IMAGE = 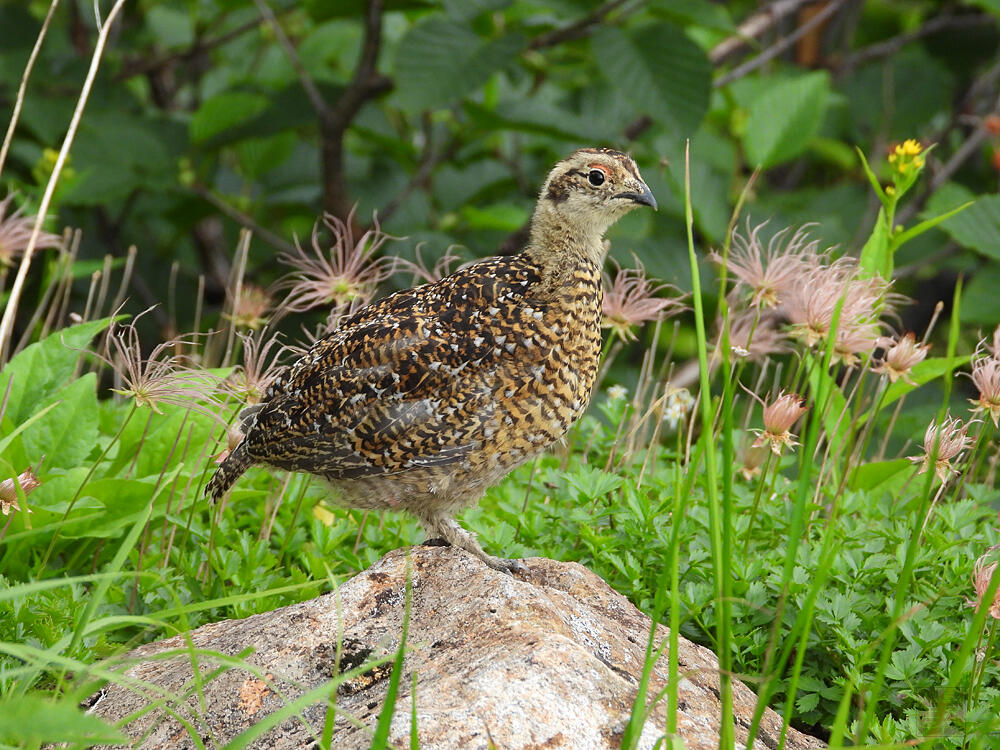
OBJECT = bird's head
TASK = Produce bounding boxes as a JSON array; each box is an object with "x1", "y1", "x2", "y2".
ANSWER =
[{"x1": 535, "y1": 148, "x2": 657, "y2": 242}]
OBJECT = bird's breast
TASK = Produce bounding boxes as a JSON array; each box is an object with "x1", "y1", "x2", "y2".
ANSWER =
[{"x1": 482, "y1": 270, "x2": 603, "y2": 468}]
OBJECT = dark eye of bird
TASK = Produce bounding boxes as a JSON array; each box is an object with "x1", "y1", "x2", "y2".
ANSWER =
[{"x1": 588, "y1": 169, "x2": 605, "y2": 186}]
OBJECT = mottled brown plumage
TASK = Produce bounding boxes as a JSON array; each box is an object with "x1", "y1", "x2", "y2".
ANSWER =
[{"x1": 207, "y1": 148, "x2": 656, "y2": 572}]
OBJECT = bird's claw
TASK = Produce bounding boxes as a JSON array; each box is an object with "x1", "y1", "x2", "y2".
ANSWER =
[{"x1": 486, "y1": 557, "x2": 529, "y2": 577}]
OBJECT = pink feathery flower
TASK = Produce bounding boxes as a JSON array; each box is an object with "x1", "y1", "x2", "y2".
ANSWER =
[
  {"x1": 724, "y1": 310, "x2": 788, "y2": 361},
  {"x1": 970, "y1": 349, "x2": 1000, "y2": 427},
  {"x1": 278, "y1": 207, "x2": 396, "y2": 313},
  {"x1": 93, "y1": 310, "x2": 221, "y2": 419},
  {"x1": 782, "y1": 257, "x2": 891, "y2": 349},
  {"x1": 394, "y1": 244, "x2": 465, "y2": 285},
  {"x1": 875, "y1": 332, "x2": 930, "y2": 384},
  {"x1": 739, "y1": 440, "x2": 771, "y2": 480},
  {"x1": 225, "y1": 330, "x2": 287, "y2": 405},
  {"x1": 712, "y1": 222, "x2": 821, "y2": 309},
  {"x1": 0, "y1": 193, "x2": 62, "y2": 266},
  {"x1": 602, "y1": 257, "x2": 685, "y2": 341},
  {"x1": 0, "y1": 465, "x2": 40, "y2": 515},
  {"x1": 989, "y1": 324, "x2": 1000, "y2": 359},
  {"x1": 224, "y1": 284, "x2": 274, "y2": 330},
  {"x1": 909, "y1": 415, "x2": 976, "y2": 481},
  {"x1": 970, "y1": 552, "x2": 1000, "y2": 620},
  {"x1": 831, "y1": 321, "x2": 882, "y2": 368},
  {"x1": 752, "y1": 391, "x2": 808, "y2": 455}
]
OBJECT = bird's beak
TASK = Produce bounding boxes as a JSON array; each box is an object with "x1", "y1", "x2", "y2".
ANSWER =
[{"x1": 615, "y1": 182, "x2": 658, "y2": 211}]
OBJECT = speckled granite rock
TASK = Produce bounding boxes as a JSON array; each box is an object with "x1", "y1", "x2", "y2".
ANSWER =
[{"x1": 87, "y1": 546, "x2": 824, "y2": 749}]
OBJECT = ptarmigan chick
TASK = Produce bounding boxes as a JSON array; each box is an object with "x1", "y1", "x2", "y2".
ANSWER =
[{"x1": 207, "y1": 148, "x2": 657, "y2": 573}]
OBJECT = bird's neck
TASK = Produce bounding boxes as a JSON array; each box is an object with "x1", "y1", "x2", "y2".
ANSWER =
[
  {"x1": 524, "y1": 203, "x2": 610, "y2": 270},
  {"x1": 521, "y1": 205, "x2": 607, "y2": 304}
]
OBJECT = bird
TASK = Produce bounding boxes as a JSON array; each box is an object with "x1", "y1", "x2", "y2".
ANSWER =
[{"x1": 207, "y1": 148, "x2": 657, "y2": 573}]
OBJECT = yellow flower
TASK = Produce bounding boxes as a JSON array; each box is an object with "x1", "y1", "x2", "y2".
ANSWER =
[{"x1": 888, "y1": 139, "x2": 928, "y2": 193}]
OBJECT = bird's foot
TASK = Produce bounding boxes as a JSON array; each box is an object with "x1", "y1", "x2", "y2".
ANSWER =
[
  {"x1": 417, "y1": 513, "x2": 527, "y2": 576},
  {"x1": 484, "y1": 555, "x2": 529, "y2": 577}
]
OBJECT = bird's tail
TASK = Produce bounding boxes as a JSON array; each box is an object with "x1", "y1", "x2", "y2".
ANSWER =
[{"x1": 206, "y1": 443, "x2": 254, "y2": 502}]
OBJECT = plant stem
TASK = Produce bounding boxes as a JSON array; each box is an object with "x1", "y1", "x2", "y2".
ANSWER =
[{"x1": 683, "y1": 141, "x2": 733, "y2": 748}]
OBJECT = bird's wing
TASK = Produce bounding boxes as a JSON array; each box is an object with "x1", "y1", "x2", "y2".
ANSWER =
[{"x1": 244, "y1": 257, "x2": 548, "y2": 479}]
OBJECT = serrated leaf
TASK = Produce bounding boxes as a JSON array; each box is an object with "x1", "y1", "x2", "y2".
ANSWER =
[
  {"x1": 394, "y1": 17, "x2": 524, "y2": 110},
  {"x1": 937, "y1": 194, "x2": 1000, "y2": 260},
  {"x1": 743, "y1": 72, "x2": 830, "y2": 167},
  {"x1": 593, "y1": 23, "x2": 710, "y2": 136},
  {"x1": 796, "y1": 691, "x2": 820, "y2": 713},
  {"x1": 472, "y1": 97, "x2": 615, "y2": 142},
  {"x1": 191, "y1": 92, "x2": 271, "y2": 144}
]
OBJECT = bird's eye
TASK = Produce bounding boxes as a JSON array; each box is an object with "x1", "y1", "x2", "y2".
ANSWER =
[{"x1": 588, "y1": 169, "x2": 605, "y2": 186}]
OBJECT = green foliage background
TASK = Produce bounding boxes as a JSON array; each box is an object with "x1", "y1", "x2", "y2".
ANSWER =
[{"x1": 3, "y1": 0, "x2": 1000, "y2": 332}]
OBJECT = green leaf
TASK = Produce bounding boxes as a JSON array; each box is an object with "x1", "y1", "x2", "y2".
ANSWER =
[
  {"x1": 19, "y1": 373, "x2": 98, "y2": 470},
  {"x1": 130, "y1": 406, "x2": 218, "y2": 479},
  {"x1": 467, "y1": 97, "x2": 611, "y2": 141},
  {"x1": 0, "y1": 403, "x2": 59, "y2": 459},
  {"x1": 190, "y1": 92, "x2": 271, "y2": 144},
  {"x1": 61, "y1": 473, "x2": 179, "y2": 539},
  {"x1": 877, "y1": 355, "x2": 972, "y2": 412},
  {"x1": 394, "y1": 17, "x2": 524, "y2": 110},
  {"x1": 65, "y1": 113, "x2": 178, "y2": 205},
  {"x1": 443, "y1": 0, "x2": 511, "y2": 21},
  {"x1": 961, "y1": 264, "x2": 1000, "y2": 326},
  {"x1": 304, "y1": 0, "x2": 431, "y2": 21},
  {"x1": 460, "y1": 203, "x2": 530, "y2": 231},
  {"x1": 855, "y1": 146, "x2": 886, "y2": 204},
  {"x1": 743, "y1": 72, "x2": 830, "y2": 167},
  {"x1": 0, "y1": 695, "x2": 128, "y2": 745},
  {"x1": 807, "y1": 359, "x2": 849, "y2": 448},
  {"x1": 593, "y1": 23, "x2": 711, "y2": 136},
  {"x1": 649, "y1": 0, "x2": 736, "y2": 33},
  {"x1": 890, "y1": 200, "x2": 972, "y2": 252},
  {"x1": 965, "y1": 0, "x2": 1000, "y2": 18},
  {"x1": 236, "y1": 132, "x2": 298, "y2": 178},
  {"x1": 858, "y1": 206, "x2": 890, "y2": 278},
  {"x1": 0, "y1": 317, "x2": 112, "y2": 424},
  {"x1": 145, "y1": 5, "x2": 194, "y2": 48},
  {"x1": 936, "y1": 194, "x2": 1000, "y2": 260},
  {"x1": 850, "y1": 459, "x2": 912, "y2": 492}
]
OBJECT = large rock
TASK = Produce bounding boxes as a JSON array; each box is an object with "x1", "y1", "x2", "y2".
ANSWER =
[{"x1": 88, "y1": 547, "x2": 823, "y2": 749}]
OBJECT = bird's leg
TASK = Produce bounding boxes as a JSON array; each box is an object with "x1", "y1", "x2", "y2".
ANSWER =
[{"x1": 416, "y1": 512, "x2": 527, "y2": 576}]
